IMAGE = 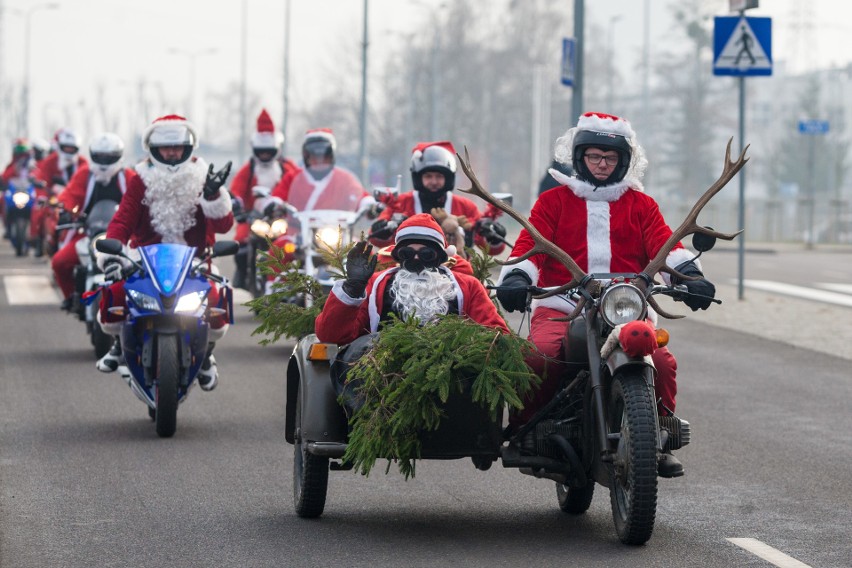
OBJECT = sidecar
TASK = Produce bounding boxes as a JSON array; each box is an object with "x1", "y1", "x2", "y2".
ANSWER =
[{"x1": 285, "y1": 334, "x2": 504, "y2": 518}]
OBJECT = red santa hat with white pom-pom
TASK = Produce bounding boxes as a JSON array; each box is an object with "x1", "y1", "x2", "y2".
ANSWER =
[
  {"x1": 391, "y1": 213, "x2": 457, "y2": 264},
  {"x1": 304, "y1": 127, "x2": 337, "y2": 150},
  {"x1": 251, "y1": 109, "x2": 284, "y2": 149}
]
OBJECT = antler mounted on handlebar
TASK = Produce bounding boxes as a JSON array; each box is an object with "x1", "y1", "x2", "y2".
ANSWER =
[{"x1": 457, "y1": 139, "x2": 749, "y2": 321}]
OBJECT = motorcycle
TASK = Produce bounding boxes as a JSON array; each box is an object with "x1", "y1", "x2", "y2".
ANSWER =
[
  {"x1": 60, "y1": 200, "x2": 120, "y2": 358},
  {"x1": 94, "y1": 237, "x2": 239, "y2": 437},
  {"x1": 3, "y1": 179, "x2": 39, "y2": 256},
  {"x1": 283, "y1": 142, "x2": 747, "y2": 545}
]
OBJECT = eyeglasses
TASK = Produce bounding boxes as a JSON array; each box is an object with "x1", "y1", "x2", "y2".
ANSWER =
[
  {"x1": 584, "y1": 153, "x2": 619, "y2": 166},
  {"x1": 396, "y1": 245, "x2": 439, "y2": 263}
]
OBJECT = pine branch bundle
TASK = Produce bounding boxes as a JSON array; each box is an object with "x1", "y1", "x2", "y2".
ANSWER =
[{"x1": 343, "y1": 315, "x2": 539, "y2": 479}]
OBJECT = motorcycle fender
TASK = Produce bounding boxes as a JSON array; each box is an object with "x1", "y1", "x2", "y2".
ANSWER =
[
  {"x1": 285, "y1": 334, "x2": 348, "y2": 446},
  {"x1": 605, "y1": 351, "x2": 656, "y2": 388}
]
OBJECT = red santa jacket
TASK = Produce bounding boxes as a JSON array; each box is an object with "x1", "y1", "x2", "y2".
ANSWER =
[
  {"x1": 106, "y1": 157, "x2": 233, "y2": 251},
  {"x1": 371, "y1": 191, "x2": 504, "y2": 255},
  {"x1": 498, "y1": 178, "x2": 695, "y2": 315},
  {"x1": 271, "y1": 166, "x2": 372, "y2": 212},
  {"x1": 33, "y1": 153, "x2": 88, "y2": 189},
  {"x1": 230, "y1": 157, "x2": 298, "y2": 211},
  {"x1": 315, "y1": 266, "x2": 508, "y2": 345},
  {"x1": 57, "y1": 166, "x2": 137, "y2": 213}
]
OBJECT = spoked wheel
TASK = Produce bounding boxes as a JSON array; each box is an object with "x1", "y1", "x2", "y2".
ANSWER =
[
  {"x1": 607, "y1": 374, "x2": 658, "y2": 545},
  {"x1": 293, "y1": 392, "x2": 329, "y2": 518},
  {"x1": 154, "y1": 335, "x2": 179, "y2": 438},
  {"x1": 557, "y1": 481, "x2": 595, "y2": 514}
]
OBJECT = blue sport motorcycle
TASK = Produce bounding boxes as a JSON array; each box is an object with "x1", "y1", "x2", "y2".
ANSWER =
[
  {"x1": 3, "y1": 179, "x2": 38, "y2": 256},
  {"x1": 95, "y1": 237, "x2": 239, "y2": 437}
]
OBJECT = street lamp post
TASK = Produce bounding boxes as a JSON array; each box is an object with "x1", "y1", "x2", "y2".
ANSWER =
[
  {"x1": 168, "y1": 47, "x2": 218, "y2": 123},
  {"x1": 358, "y1": 0, "x2": 369, "y2": 185},
  {"x1": 607, "y1": 15, "x2": 621, "y2": 112},
  {"x1": 15, "y1": 2, "x2": 59, "y2": 135}
]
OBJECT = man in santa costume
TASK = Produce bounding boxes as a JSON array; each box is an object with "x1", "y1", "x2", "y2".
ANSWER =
[
  {"x1": 368, "y1": 141, "x2": 508, "y2": 257},
  {"x1": 31, "y1": 128, "x2": 88, "y2": 256},
  {"x1": 270, "y1": 128, "x2": 374, "y2": 213},
  {"x1": 95, "y1": 115, "x2": 234, "y2": 392},
  {"x1": 52, "y1": 133, "x2": 137, "y2": 311},
  {"x1": 316, "y1": 213, "x2": 507, "y2": 346},
  {"x1": 229, "y1": 109, "x2": 298, "y2": 289},
  {"x1": 496, "y1": 112, "x2": 716, "y2": 478}
]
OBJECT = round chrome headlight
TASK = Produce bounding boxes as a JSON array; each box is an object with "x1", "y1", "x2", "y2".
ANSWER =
[
  {"x1": 251, "y1": 219, "x2": 271, "y2": 237},
  {"x1": 600, "y1": 283, "x2": 646, "y2": 327},
  {"x1": 268, "y1": 219, "x2": 288, "y2": 238},
  {"x1": 316, "y1": 226, "x2": 341, "y2": 247}
]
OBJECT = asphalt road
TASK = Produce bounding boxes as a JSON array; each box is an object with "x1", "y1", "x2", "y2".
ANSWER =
[{"x1": 1, "y1": 242, "x2": 850, "y2": 567}]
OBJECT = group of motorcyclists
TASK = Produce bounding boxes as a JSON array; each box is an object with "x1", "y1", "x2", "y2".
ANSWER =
[{"x1": 1, "y1": 108, "x2": 719, "y2": 481}]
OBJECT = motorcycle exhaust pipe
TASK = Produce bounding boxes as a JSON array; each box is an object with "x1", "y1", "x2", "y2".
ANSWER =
[{"x1": 519, "y1": 467, "x2": 567, "y2": 484}]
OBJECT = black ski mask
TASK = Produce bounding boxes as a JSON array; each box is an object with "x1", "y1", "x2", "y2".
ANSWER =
[{"x1": 392, "y1": 239, "x2": 447, "y2": 273}]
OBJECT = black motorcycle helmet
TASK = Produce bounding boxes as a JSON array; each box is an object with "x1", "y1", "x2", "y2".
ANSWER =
[
  {"x1": 571, "y1": 129, "x2": 632, "y2": 187},
  {"x1": 410, "y1": 141, "x2": 456, "y2": 194}
]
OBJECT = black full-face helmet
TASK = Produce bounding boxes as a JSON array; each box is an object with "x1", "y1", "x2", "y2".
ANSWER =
[{"x1": 571, "y1": 129, "x2": 632, "y2": 187}]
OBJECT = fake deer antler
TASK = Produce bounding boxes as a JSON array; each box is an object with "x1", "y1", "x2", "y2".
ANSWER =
[
  {"x1": 638, "y1": 138, "x2": 748, "y2": 319},
  {"x1": 456, "y1": 147, "x2": 596, "y2": 319}
]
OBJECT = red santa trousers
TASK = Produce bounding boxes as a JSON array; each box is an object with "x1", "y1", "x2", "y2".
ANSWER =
[{"x1": 51, "y1": 232, "x2": 84, "y2": 298}]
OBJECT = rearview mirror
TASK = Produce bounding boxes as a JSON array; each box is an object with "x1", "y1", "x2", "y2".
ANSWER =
[
  {"x1": 211, "y1": 240, "x2": 240, "y2": 258},
  {"x1": 692, "y1": 228, "x2": 717, "y2": 253},
  {"x1": 95, "y1": 237, "x2": 123, "y2": 255}
]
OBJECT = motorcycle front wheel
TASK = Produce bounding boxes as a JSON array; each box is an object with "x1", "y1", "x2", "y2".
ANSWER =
[
  {"x1": 12, "y1": 217, "x2": 28, "y2": 256},
  {"x1": 607, "y1": 374, "x2": 658, "y2": 545},
  {"x1": 154, "y1": 334, "x2": 180, "y2": 438},
  {"x1": 293, "y1": 391, "x2": 329, "y2": 518}
]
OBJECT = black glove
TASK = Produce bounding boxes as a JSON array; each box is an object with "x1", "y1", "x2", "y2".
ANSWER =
[
  {"x1": 496, "y1": 270, "x2": 532, "y2": 313},
  {"x1": 476, "y1": 218, "x2": 507, "y2": 245},
  {"x1": 103, "y1": 259, "x2": 124, "y2": 282},
  {"x1": 672, "y1": 262, "x2": 716, "y2": 311},
  {"x1": 342, "y1": 241, "x2": 377, "y2": 298},
  {"x1": 203, "y1": 161, "x2": 232, "y2": 200},
  {"x1": 263, "y1": 201, "x2": 283, "y2": 218},
  {"x1": 57, "y1": 210, "x2": 72, "y2": 225}
]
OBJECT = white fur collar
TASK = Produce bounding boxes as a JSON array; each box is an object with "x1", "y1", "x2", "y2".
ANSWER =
[
  {"x1": 136, "y1": 158, "x2": 208, "y2": 244},
  {"x1": 549, "y1": 168, "x2": 643, "y2": 203}
]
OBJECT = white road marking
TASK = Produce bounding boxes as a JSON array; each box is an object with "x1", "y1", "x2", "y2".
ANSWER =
[
  {"x1": 817, "y1": 282, "x2": 852, "y2": 295},
  {"x1": 726, "y1": 538, "x2": 812, "y2": 568},
  {"x1": 4, "y1": 275, "x2": 60, "y2": 305},
  {"x1": 743, "y1": 279, "x2": 852, "y2": 307}
]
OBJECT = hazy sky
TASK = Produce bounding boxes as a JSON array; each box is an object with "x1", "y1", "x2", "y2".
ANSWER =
[{"x1": 0, "y1": 0, "x2": 849, "y2": 154}]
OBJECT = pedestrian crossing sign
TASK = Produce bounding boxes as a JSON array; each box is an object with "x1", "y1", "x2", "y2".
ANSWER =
[{"x1": 714, "y1": 16, "x2": 772, "y2": 76}]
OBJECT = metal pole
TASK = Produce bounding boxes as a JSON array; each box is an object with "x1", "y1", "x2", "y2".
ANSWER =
[
  {"x1": 737, "y1": 75, "x2": 746, "y2": 299},
  {"x1": 358, "y1": 0, "x2": 369, "y2": 184},
  {"x1": 23, "y1": 10, "x2": 32, "y2": 134},
  {"x1": 282, "y1": 0, "x2": 291, "y2": 158},
  {"x1": 806, "y1": 135, "x2": 815, "y2": 249},
  {"x1": 571, "y1": 0, "x2": 584, "y2": 126},
  {"x1": 530, "y1": 65, "x2": 542, "y2": 210},
  {"x1": 238, "y1": 0, "x2": 248, "y2": 163},
  {"x1": 0, "y1": 0, "x2": 6, "y2": 150}
]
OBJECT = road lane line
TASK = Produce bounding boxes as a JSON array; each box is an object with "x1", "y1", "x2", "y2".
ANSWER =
[
  {"x1": 817, "y1": 282, "x2": 852, "y2": 295},
  {"x1": 726, "y1": 538, "x2": 812, "y2": 568},
  {"x1": 4, "y1": 275, "x2": 60, "y2": 305},
  {"x1": 743, "y1": 279, "x2": 852, "y2": 307}
]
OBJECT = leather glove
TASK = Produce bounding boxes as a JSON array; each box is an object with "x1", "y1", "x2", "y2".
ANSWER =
[
  {"x1": 496, "y1": 270, "x2": 532, "y2": 312},
  {"x1": 342, "y1": 241, "x2": 377, "y2": 298},
  {"x1": 476, "y1": 218, "x2": 507, "y2": 245},
  {"x1": 369, "y1": 214, "x2": 406, "y2": 241},
  {"x1": 672, "y1": 262, "x2": 715, "y2": 311},
  {"x1": 103, "y1": 259, "x2": 124, "y2": 282},
  {"x1": 203, "y1": 161, "x2": 232, "y2": 200}
]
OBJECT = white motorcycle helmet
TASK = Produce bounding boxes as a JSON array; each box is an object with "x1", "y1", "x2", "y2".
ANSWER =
[
  {"x1": 89, "y1": 133, "x2": 125, "y2": 183},
  {"x1": 142, "y1": 114, "x2": 198, "y2": 173},
  {"x1": 54, "y1": 128, "x2": 80, "y2": 165}
]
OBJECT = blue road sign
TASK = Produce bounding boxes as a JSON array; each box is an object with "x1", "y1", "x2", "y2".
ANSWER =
[
  {"x1": 561, "y1": 37, "x2": 575, "y2": 87},
  {"x1": 714, "y1": 16, "x2": 772, "y2": 76},
  {"x1": 798, "y1": 120, "x2": 830, "y2": 135}
]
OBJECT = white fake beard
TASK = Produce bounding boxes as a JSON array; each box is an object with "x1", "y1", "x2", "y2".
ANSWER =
[
  {"x1": 255, "y1": 160, "x2": 282, "y2": 189},
  {"x1": 92, "y1": 162, "x2": 121, "y2": 184},
  {"x1": 139, "y1": 159, "x2": 207, "y2": 244},
  {"x1": 390, "y1": 268, "x2": 456, "y2": 324},
  {"x1": 58, "y1": 151, "x2": 76, "y2": 170}
]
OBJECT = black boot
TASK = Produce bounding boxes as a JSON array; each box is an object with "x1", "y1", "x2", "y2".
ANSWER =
[
  {"x1": 60, "y1": 297, "x2": 73, "y2": 312},
  {"x1": 658, "y1": 452, "x2": 685, "y2": 478},
  {"x1": 232, "y1": 250, "x2": 248, "y2": 290},
  {"x1": 97, "y1": 337, "x2": 123, "y2": 373},
  {"x1": 197, "y1": 343, "x2": 218, "y2": 391}
]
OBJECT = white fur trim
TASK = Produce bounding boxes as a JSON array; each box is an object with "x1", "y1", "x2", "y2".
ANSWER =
[
  {"x1": 661, "y1": 247, "x2": 701, "y2": 285},
  {"x1": 498, "y1": 258, "x2": 539, "y2": 286},
  {"x1": 97, "y1": 313, "x2": 123, "y2": 336},
  {"x1": 576, "y1": 113, "x2": 636, "y2": 139},
  {"x1": 566, "y1": 177, "x2": 632, "y2": 202},
  {"x1": 208, "y1": 323, "x2": 229, "y2": 342},
  {"x1": 368, "y1": 269, "x2": 395, "y2": 332},
  {"x1": 330, "y1": 279, "x2": 366, "y2": 306},
  {"x1": 251, "y1": 131, "x2": 283, "y2": 148},
  {"x1": 136, "y1": 158, "x2": 208, "y2": 244},
  {"x1": 586, "y1": 201, "x2": 611, "y2": 272},
  {"x1": 395, "y1": 224, "x2": 445, "y2": 247},
  {"x1": 200, "y1": 187, "x2": 233, "y2": 219},
  {"x1": 439, "y1": 266, "x2": 464, "y2": 314}
]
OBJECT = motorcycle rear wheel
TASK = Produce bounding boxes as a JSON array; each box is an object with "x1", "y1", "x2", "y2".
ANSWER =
[
  {"x1": 293, "y1": 392, "x2": 329, "y2": 518},
  {"x1": 608, "y1": 374, "x2": 658, "y2": 545},
  {"x1": 154, "y1": 334, "x2": 179, "y2": 438},
  {"x1": 556, "y1": 481, "x2": 595, "y2": 514}
]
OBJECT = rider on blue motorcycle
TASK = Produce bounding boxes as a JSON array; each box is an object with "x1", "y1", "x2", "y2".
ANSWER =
[{"x1": 95, "y1": 114, "x2": 234, "y2": 391}]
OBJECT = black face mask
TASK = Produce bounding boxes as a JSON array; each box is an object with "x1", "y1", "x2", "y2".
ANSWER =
[{"x1": 396, "y1": 245, "x2": 440, "y2": 273}]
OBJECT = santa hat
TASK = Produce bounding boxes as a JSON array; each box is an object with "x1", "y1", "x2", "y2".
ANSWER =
[
  {"x1": 251, "y1": 109, "x2": 284, "y2": 149},
  {"x1": 410, "y1": 141, "x2": 457, "y2": 174},
  {"x1": 142, "y1": 114, "x2": 199, "y2": 152},
  {"x1": 575, "y1": 112, "x2": 636, "y2": 139},
  {"x1": 392, "y1": 213, "x2": 454, "y2": 263},
  {"x1": 304, "y1": 128, "x2": 336, "y2": 150}
]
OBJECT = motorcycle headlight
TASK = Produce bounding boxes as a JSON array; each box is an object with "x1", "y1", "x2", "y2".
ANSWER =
[
  {"x1": 599, "y1": 283, "x2": 646, "y2": 327},
  {"x1": 175, "y1": 290, "x2": 208, "y2": 313},
  {"x1": 251, "y1": 219, "x2": 271, "y2": 237},
  {"x1": 268, "y1": 219, "x2": 288, "y2": 238},
  {"x1": 127, "y1": 289, "x2": 161, "y2": 312},
  {"x1": 316, "y1": 226, "x2": 342, "y2": 247},
  {"x1": 12, "y1": 192, "x2": 30, "y2": 208}
]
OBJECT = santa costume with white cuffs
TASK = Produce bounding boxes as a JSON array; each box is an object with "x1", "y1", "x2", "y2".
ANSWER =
[{"x1": 315, "y1": 213, "x2": 508, "y2": 346}]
